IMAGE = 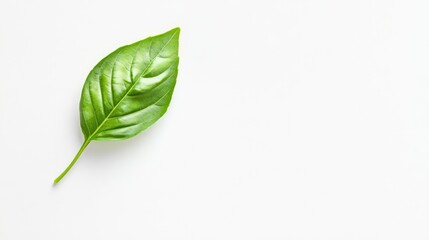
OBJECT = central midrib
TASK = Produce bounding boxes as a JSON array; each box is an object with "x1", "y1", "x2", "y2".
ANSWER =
[{"x1": 86, "y1": 30, "x2": 179, "y2": 141}]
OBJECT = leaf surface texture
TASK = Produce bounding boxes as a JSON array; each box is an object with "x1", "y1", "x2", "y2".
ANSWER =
[{"x1": 80, "y1": 28, "x2": 180, "y2": 140}]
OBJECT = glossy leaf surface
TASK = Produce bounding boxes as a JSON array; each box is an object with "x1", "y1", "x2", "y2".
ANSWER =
[
  {"x1": 81, "y1": 27, "x2": 179, "y2": 140},
  {"x1": 54, "y1": 28, "x2": 180, "y2": 184}
]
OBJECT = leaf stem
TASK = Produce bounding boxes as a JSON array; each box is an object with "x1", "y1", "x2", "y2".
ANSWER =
[{"x1": 54, "y1": 139, "x2": 91, "y2": 184}]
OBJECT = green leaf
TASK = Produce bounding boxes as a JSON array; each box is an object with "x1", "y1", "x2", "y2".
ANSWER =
[{"x1": 54, "y1": 27, "x2": 180, "y2": 184}]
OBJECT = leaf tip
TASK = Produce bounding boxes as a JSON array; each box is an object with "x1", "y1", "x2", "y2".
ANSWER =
[{"x1": 169, "y1": 27, "x2": 181, "y2": 36}]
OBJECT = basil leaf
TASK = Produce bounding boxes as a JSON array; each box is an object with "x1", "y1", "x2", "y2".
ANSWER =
[{"x1": 54, "y1": 28, "x2": 180, "y2": 184}]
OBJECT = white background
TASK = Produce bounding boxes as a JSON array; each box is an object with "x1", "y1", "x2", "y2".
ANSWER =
[{"x1": 1, "y1": 0, "x2": 429, "y2": 239}]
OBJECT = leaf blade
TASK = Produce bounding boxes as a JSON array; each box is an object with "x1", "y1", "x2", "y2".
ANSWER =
[{"x1": 80, "y1": 27, "x2": 180, "y2": 141}]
